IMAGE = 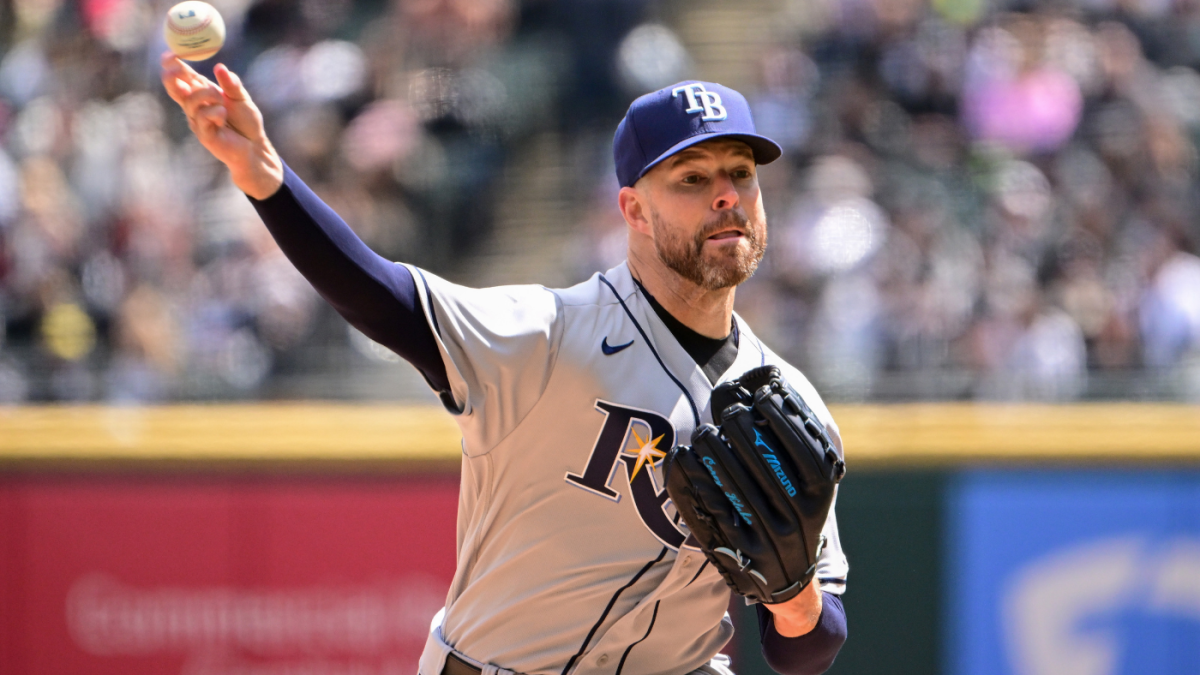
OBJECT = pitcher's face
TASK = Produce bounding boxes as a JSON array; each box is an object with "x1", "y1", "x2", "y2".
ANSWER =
[{"x1": 639, "y1": 139, "x2": 766, "y2": 290}]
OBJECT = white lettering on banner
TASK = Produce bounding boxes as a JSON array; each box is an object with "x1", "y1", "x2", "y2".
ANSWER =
[
  {"x1": 670, "y1": 84, "x2": 727, "y2": 121},
  {"x1": 66, "y1": 573, "x2": 446, "y2": 657},
  {"x1": 1004, "y1": 536, "x2": 1200, "y2": 675}
]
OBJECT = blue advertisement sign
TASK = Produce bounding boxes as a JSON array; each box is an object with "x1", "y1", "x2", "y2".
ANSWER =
[{"x1": 947, "y1": 471, "x2": 1200, "y2": 675}]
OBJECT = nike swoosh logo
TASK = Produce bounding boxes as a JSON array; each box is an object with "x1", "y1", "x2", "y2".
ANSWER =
[{"x1": 601, "y1": 337, "x2": 634, "y2": 355}]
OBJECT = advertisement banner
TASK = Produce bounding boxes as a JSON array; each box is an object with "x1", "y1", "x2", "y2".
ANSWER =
[
  {"x1": 0, "y1": 476, "x2": 459, "y2": 675},
  {"x1": 948, "y1": 470, "x2": 1200, "y2": 675}
]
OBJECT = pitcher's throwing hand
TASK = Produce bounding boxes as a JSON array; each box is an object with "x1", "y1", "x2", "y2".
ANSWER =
[{"x1": 160, "y1": 53, "x2": 282, "y2": 200}]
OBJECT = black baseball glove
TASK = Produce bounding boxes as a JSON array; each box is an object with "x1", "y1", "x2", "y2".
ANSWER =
[{"x1": 665, "y1": 366, "x2": 846, "y2": 604}]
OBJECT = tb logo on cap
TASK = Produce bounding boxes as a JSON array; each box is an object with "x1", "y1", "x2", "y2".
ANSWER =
[{"x1": 672, "y1": 83, "x2": 728, "y2": 122}]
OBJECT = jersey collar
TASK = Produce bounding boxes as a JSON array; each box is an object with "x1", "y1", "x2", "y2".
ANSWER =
[{"x1": 604, "y1": 262, "x2": 768, "y2": 415}]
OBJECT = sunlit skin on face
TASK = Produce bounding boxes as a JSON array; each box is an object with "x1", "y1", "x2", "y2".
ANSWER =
[{"x1": 618, "y1": 138, "x2": 768, "y2": 339}]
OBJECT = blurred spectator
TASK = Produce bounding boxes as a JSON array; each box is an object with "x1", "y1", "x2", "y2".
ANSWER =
[
  {"x1": 4, "y1": 0, "x2": 1200, "y2": 402},
  {"x1": 1140, "y1": 235, "x2": 1200, "y2": 369},
  {"x1": 720, "y1": 0, "x2": 1200, "y2": 401},
  {"x1": 0, "y1": 0, "x2": 562, "y2": 401}
]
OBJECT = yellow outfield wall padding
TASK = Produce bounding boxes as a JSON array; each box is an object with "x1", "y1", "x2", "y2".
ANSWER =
[
  {"x1": 0, "y1": 404, "x2": 463, "y2": 462},
  {"x1": 831, "y1": 403, "x2": 1200, "y2": 464},
  {"x1": 0, "y1": 403, "x2": 1198, "y2": 466}
]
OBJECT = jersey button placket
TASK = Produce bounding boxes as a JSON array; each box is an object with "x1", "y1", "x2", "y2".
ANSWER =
[{"x1": 596, "y1": 653, "x2": 609, "y2": 666}]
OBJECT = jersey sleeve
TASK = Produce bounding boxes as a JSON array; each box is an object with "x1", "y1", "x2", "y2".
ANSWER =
[
  {"x1": 815, "y1": 487, "x2": 848, "y2": 595},
  {"x1": 777, "y1": 363, "x2": 850, "y2": 595},
  {"x1": 247, "y1": 163, "x2": 449, "y2": 391},
  {"x1": 405, "y1": 265, "x2": 564, "y2": 454}
]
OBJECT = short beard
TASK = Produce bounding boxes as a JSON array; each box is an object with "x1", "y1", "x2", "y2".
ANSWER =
[{"x1": 650, "y1": 208, "x2": 766, "y2": 290}]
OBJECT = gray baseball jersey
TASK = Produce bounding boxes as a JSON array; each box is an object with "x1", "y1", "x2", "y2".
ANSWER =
[{"x1": 409, "y1": 261, "x2": 848, "y2": 675}]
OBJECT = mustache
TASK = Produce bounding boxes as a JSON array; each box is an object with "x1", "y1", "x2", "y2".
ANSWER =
[{"x1": 696, "y1": 211, "x2": 753, "y2": 241}]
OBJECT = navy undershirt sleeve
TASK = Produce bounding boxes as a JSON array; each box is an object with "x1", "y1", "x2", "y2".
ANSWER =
[
  {"x1": 755, "y1": 593, "x2": 847, "y2": 675},
  {"x1": 246, "y1": 165, "x2": 450, "y2": 393}
]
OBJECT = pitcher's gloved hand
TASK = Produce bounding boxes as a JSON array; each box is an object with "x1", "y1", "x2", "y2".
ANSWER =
[{"x1": 666, "y1": 366, "x2": 846, "y2": 604}]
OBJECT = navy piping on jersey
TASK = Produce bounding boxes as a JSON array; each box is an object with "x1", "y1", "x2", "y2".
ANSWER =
[
  {"x1": 561, "y1": 546, "x2": 669, "y2": 675},
  {"x1": 633, "y1": 278, "x2": 738, "y2": 385},
  {"x1": 736, "y1": 316, "x2": 767, "y2": 367},
  {"x1": 412, "y1": 268, "x2": 462, "y2": 412},
  {"x1": 597, "y1": 275, "x2": 701, "y2": 427},
  {"x1": 685, "y1": 559, "x2": 710, "y2": 587},
  {"x1": 614, "y1": 600, "x2": 661, "y2": 675},
  {"x1": 416, "y1": 268, "x2": 442, "y2": 336}
]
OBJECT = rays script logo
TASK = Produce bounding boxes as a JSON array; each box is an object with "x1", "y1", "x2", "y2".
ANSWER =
[{"x1": 565, "y1": 401, "x2": 687, "y2": 549}]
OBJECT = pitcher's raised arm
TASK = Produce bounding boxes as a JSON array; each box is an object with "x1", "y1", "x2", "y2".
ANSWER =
[{"x1": 159, "y1": 52, "x2": 448, "y2": 391}]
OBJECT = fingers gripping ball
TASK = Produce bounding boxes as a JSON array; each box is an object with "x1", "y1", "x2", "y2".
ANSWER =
[
  {"x1": 665, "y1": 366, "x2": 846, "y2": 604},
  {"x1": 164, "y1": 1, "x2": 226, "y2": 62}
]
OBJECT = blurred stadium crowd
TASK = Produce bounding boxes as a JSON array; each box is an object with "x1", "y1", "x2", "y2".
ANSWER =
[{"x1": 2, "y1": 0, "x2": 1200, "y2": 402}]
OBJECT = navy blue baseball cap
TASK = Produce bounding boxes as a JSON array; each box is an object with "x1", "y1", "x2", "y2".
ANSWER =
[{"x1": 613, "y1": 81, "x2": 782, "y2": 188}]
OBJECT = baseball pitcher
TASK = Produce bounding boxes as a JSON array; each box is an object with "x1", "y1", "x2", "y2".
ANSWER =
[{"x1": 162, "y1": 52, "x2": 849, "y2": 675}]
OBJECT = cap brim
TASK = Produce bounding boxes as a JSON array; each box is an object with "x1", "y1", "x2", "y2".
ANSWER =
[{"x1": 635, "y1": 132, "x2": 783, "y2": 185}]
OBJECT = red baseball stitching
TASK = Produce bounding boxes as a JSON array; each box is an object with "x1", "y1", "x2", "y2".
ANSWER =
[{"x1": 167, "y1": 13, "x2": 214, "y2": 37}]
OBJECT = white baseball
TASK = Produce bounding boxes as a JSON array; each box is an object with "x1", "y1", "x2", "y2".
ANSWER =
[{"x1": 163, "y1": 1, "x2": 226, "y2": 62}]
